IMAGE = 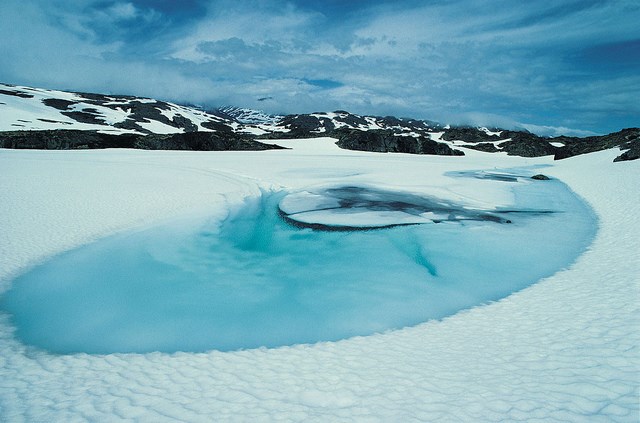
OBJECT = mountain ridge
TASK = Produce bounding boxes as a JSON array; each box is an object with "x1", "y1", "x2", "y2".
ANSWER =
[{"x1": 1, "y1": 83, "x2": 637, "y2": 161}]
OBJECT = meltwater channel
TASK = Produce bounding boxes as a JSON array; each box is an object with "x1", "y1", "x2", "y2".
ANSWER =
[{"x1": 0, "y1": 171, "x2": 596, "y2": 354}]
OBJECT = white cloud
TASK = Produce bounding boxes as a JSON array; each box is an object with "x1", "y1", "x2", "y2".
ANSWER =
[
  {"x1": 520, "y1": 123, "x2": 598, "y2": 138},
  {"x1": 169, "y1": 2, "x2": 321, "y2": 62},
  {"x1": 108, "y1": 2, "x2": 138, "y2": 20}
]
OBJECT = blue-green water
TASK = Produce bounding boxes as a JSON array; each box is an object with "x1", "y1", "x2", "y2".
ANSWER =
[{"x1": 0, "y1": 173, "x2": 596, "y2": 354}]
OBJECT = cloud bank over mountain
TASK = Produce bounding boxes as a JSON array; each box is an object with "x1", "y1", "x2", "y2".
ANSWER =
[{"x1": 1, "y1": 0, "x2": 638, "y2": 135}]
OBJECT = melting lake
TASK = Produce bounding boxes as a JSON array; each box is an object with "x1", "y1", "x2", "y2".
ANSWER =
[{"x1": 0, "y1": 170, "x2": 596, "y2": 354}]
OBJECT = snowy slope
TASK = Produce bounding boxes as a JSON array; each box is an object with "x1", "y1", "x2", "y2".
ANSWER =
[
  {"x1": 0, "y1": 141, "x2": 637, "y2": 421},
  {"x1": 0, "y1": 84, "x2": 439, "y2": 138},
  {"x1": 0, "y1": 83, "x2": 239, "y2": 135},
  {"x1": 0, "y1": 83, "x2": 447, "y2": 141},
  {"x1": 215, "y1": 106, "x2": 282, "y2": 125}
]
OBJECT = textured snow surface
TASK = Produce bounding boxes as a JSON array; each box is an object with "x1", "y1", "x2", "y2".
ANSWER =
[{"x1": 0, "y1": 141, "x2": 638, "y2": 421}]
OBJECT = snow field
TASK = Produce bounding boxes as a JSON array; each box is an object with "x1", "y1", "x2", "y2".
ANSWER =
[{"x1": 0, "y1": 141, "x2": 638, "y2": 421}]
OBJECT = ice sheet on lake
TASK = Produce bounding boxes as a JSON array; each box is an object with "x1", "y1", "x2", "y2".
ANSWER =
[
  {"x1": 279, "y1": 185, "x2": 523, "y2": 229},
  {"x1": 1, "y1": 172, "x2": 595, "y2": 354}
]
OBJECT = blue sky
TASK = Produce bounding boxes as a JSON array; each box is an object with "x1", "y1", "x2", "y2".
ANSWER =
[{"x1": 1, "y1": 0, "x2": 638, "y2": 135}]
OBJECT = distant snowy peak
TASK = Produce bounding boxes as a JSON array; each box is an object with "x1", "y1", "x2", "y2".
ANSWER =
[
  {"x1": 260, "y1": 110, "x2": 444, "y2": 138},
  {"x1": 0, "y1": 83, "x2": 237, "y2": 135},
  {"x1": 208, "y1": 108, "x2": 444, "y2": 138},
  {"x1": 215, "y1": 106, "x2": 281, "y2": 125}
]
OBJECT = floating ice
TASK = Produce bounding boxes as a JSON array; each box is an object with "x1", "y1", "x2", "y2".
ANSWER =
[
  {"x1": 279, "y1": 186, "x2": 517, "y2": 229},
  {"x1": 0, "y1": 171, "x2": 596, "y2": 354}
]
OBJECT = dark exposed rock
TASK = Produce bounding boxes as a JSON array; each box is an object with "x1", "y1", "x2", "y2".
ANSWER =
[
  {"x1": 443, "y1": 125, "x2": 639, "y2": 162},
  {"x1": 257, "y1": 115, "x2": 334, "y2": 139},
  {"x1": 0, "y1": 130, "x2": 286, "y2": 151},
  {"x1": 441, "y1": 127, "x2": 502, "y2": 143},
  {"x1": 136, "y1": 131, "x2": 285, "y2": 151},
  {"x1": 443, "y1": 125, "x2": 560, "y2": 157},
  {"x1": 498, "y1": 132, "x2": 558, "y2": 157},
  {"x1": 258, "y1": 131, "x2": 294, "y2": 139},
  {"x1": 449, "y1": 129, "x2": 557, "y2": 157},
  {"x1": 336, "y1": 129, "x2": 464, "y2": 156},
  {"x1": 531, "y1": 174, "x2": 550, "y2": 180},
  {"x1": 332, "y1": 112, "x2": 369, "y2": 128},
  {"x1": 201, "y1": 121, "x2": 236, "y2": 132},
  {"x1": 42, "y1": 98, "x2": 77, "y2": 110},
  {"x1": 121, "y1": 101, "x2": 174, "y2": 129},
  {"x1": 61, "y1": 111, "x2": 106, "y2": 125},
  {"x1": 38, "y1": 118, "x2": 73, "y2": 125},
  {"x1": 614, "y1": 139, "x2": 640, "y2": 162},
  {"x1": 554, "y1": 128, "x2": 639, "y2": 161},
  {"x1": 460, "y1": 142, "x2": 501, "y2": 152},
  {"x1": 0, "y1": 89, "x2": 33, "y2": 98},
  {"x1": 72, "y1": 91, "x2": 137, "y2": 102},
  {"x1": 280, "y1": 114, "x2": 334, "y2": 138},
  {"x1": 113, "y1": 119, "x2": 145, "y2": 133},
  {"x1": 171, "y1": 115, "x2": 198, "y2": 132},
  {"x1": 0, "y1": 130, "x2": 137, "y2": 149},
  {"x1": 335, "y1": 129, "x2": 393, "y2": 152}
]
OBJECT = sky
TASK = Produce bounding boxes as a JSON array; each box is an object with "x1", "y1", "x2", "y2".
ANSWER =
[{"x1": 1, "y1": 0, "x2": 638, "y2": 135}]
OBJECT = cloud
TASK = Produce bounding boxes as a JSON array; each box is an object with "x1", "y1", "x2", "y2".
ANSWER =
[
  {"x1": 0, "y1": 0, "x2": 638, "y2": 135},
  {"x1": 169, "y1": 1, "x2": 322, "y2": 62},
  {"x1": 519, "y1": 124, "x2": 598, "y2": 138},
  {"x1": 107, "y1": 2, "x2": 139, "y2": 20}
]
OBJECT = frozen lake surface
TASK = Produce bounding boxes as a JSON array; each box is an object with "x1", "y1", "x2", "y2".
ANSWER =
[
  {"x1": 0, "y1": 169, "x2": 596, "y2": 354},
  {"x1": 0, "y1": 146, "x2": 636, "y2": 422}
]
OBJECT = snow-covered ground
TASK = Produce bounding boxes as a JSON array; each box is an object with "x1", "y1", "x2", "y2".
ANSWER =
[
  {"x1": 0, "y1": 139, "x2": 638, "y2": 421},
  {"x1": 0, "y1": 83, "x2": 237, "y2": 135}
]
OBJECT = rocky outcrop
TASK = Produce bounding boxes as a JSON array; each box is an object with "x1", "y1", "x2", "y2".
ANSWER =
[
  {"x1": 0, "y1": 87, "x2": 33, "y2": 98},
  {"x1": 443, "y1": 125, "x2": 639, "y2": 162},
  {"x1": 459, "y1": 142, "x2": 500, "y2": 152},
  {"x1": 61, "y1": 110, "x2": 107, "y2": 125},
  {"x1": 497, "y1": 132, "x2": 558, "y2": 157},
  {"x1": 279, "y1": 114, "x2": 335, "y2": 138},
  {"x1": 0, "y1": 130, "x2": 285, "y2": 151},
  {"x1": 336, "y1": 129, "x2": 464, "y2": 156},
  {"x1": 531, "y1": 174, "x2": 550, "y2": 180},
  {"x1": 136, "y1": 131, "x2": 285, "y2": 151},
  {"x1": 441, "y1": 127, "x2": 501, "y2": 143},
  {"x1": 442, "y1": 127, "x2": 557, "y2": 157},
  {"x1": 0, "y1": 130, "x2": 136, "y2": 149},
  {"x1": 42, "y1": 98, "x2": 76, "y2": 110},
  {"x1": 554, "y1": 128, "x2": 639, "y2": 161},
  {"x1": 613, "y1": 141, "x2": 639, "y2": 162}
]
